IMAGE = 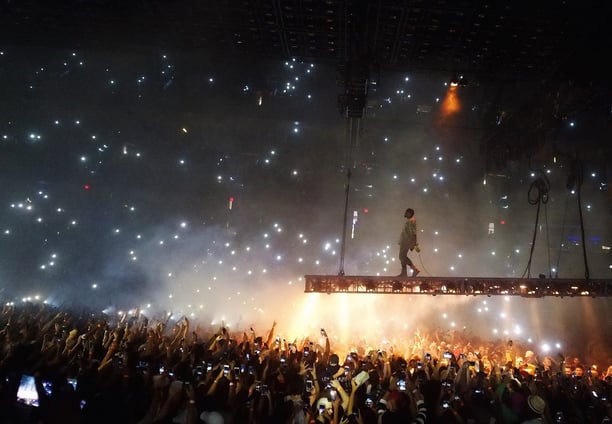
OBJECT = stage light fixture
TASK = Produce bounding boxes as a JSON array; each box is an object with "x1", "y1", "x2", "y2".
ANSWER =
[{"x1": 449, "y1": 74, "x2": 467, "y2": 87}]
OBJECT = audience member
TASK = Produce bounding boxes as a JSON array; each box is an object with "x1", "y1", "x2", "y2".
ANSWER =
[{"x1": 0, "y1": 303, "x2": 609, "y2": 424}]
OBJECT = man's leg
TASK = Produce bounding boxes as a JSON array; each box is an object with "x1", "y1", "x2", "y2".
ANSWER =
[
  {"x1": 398, "y1": 246, "x2": 408, "y2": 276},
  {"x1": 398, "y1": 265, "x2": 407, "y2": 277},
  {"x1": 405, "y1": 256, "x2": 420, "y2": 277},
  {"x1": 398, "y1": 246, "x2": 410, "y2": 277}
]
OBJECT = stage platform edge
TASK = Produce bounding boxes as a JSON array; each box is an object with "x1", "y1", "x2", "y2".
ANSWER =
[{"x1": 304, "y1": 275, "x2": 612, "y2": 297}]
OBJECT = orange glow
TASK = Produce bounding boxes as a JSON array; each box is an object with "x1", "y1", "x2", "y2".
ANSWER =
[{"x1": 440, "y1": 86, "x2": 461, "y2": 118}]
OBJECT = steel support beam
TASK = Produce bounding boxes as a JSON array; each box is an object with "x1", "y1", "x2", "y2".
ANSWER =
[{"x1": 304, "y1": 275, "x2": 612, "y2": 297}]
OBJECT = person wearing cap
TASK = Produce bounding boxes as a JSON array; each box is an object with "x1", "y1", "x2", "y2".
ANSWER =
[
  {"x1": 520, "y1": 394, "x2": 548, "y2": 423},
  {"x1": 397, "y1": 208, "x2": 420, "y2": 278}
]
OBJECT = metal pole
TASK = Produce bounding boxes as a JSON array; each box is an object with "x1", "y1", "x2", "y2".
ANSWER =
[{"x1": 339, "y1": 117, "x2": 359, "y2": 276}]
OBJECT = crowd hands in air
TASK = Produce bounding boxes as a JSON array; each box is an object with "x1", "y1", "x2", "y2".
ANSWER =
[{"x1": 0, "y1": 303, "x2": 611, "y2": 424}]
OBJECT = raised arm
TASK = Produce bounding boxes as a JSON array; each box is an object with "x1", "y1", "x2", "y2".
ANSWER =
[{"x1": 264, "y1": 321, "x2": 277, "y2": 348}]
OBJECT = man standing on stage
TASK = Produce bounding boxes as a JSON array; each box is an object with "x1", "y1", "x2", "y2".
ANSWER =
[{"x1": 398, "y1": 208, "x2": 420, "y2": 277}]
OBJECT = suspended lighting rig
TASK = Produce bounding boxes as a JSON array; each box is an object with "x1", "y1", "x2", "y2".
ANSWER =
[{"x1": 304, "y1": 275, "x2": 612, "y2": 297}]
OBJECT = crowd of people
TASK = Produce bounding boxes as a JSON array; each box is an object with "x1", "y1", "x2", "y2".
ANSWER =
[{"x1": 0, "y1": 302, "x2": 610, "y2": 424}]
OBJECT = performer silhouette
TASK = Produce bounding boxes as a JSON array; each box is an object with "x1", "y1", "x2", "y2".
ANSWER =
[{"x1": 398, "y1": 208, "x2": 420, "y2": 277}]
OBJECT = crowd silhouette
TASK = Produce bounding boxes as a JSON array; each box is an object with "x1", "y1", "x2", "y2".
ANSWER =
[{"x1": 0, "y1": 303, "x2": 610, "y2": 423}]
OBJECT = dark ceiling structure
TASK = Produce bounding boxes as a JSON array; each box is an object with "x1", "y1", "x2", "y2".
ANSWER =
[
  {"x1": 2, "y1": 0, "x2": 609, "y2": 79},
  {"x1": 2, "y1": 0, "x2": 611, "y2": 163}
]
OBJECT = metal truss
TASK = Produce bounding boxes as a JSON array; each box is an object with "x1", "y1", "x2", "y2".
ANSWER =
[
  {"x1": 1, "y1": 1, "x2": 603, "y2": 79},
  {"x1": 304, "y1": 275, "x2": 612, "y2": 297}
]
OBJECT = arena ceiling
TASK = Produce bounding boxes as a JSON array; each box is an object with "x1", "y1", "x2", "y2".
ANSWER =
[
  {"x1": 2, "y1": 0, "x2": 611, "y2": 163},
  {"x1": 1, "y1": 0, "x2": 610, "y2": 80}
]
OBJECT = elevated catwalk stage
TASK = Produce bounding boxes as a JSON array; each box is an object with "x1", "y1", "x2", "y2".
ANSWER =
[{"x1": 304, "y1": 275, "x2": 612, "y2": 298}]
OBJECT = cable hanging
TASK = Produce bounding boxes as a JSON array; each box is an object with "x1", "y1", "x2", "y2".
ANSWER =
[
  {"x1": 566, "y1": 159, "x2": 590, "y2": 280},
  {"x1": 521, "y1": 173, "x2": 550, "y2": 278},
  {"x1": 554, "y1": 193, "x2": 571, "y2": 279}
]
